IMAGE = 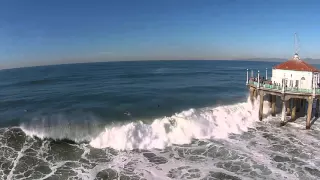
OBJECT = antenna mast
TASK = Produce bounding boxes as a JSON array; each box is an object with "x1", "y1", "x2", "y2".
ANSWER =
[{"x1": 293, "y1": 33, "x2": 300, "y2": 60}]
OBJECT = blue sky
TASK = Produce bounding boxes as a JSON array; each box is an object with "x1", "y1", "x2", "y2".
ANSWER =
[{"x1": 1, "y1": 0, "x2": 320, "y2": 68}]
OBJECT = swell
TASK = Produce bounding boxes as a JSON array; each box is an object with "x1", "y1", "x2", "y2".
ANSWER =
[
  {"x1": 20, "y1": 95, "x2": 269, "y2": 150},
  {"x1": 117, "y1": 71, "x2": 214, "y2": 79},
  {"x1": 2, "y1": 78, "x2": 59, "y2": 88},
  {"x1": 1, "y1": 74, "x2": 88, "y2": 88}
]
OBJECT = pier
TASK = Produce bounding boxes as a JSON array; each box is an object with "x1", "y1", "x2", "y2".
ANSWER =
[{"x1": 246, "y1": 53, "x2": 320, "y2": 129}]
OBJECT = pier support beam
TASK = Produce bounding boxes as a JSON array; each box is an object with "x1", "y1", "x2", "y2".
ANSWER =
[
  {"x1": 249, "y1": 88, "x2": 254, "y2": 105},
  {"x1": 253, "y1": 89, "x2": 258, "y2": 99},
  {"x1": 291, "y1": 99, "x2": 297, "y2": 121},
  {"x1": 316, "y1": 99, "x2": 319, "y2": 118},
  {"x1": 268, "y1": 94, "x2": 272, "y2": 108},
  {"x1": 281, "y1": 100, "x2": 287, "y2": 126},
  {"x1": 306, "y1": 98, "x2": 313, "y2": 129},
  {"x1": 286, "y1": 99, "x2": 291, "y2": 116},
  {"x1": 259, "y1": 91, "x2": 264, "y2": 121},
  {"x1": 271, "y1": 95, "x2": 276, "y2": 116},
  {"x1": 296, "y1": 99, "x2": 301, "y2": 113},
  {"x1": 301, "y1": 99, "x2": 305, "y2": 115}
]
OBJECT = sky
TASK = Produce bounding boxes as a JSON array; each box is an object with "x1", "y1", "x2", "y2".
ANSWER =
[{"x1": 1, "y1": 0, "x2": 320, "y2": 68}]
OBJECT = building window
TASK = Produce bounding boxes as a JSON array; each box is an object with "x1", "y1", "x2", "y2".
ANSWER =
[{"x1": 300, "y1": 77, "x2": 306, "y2": 88}]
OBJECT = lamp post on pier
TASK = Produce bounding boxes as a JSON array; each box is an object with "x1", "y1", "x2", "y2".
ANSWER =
[
  {"x1": 266, "y1": 68, "x2": 268, "y2": 80},
  {"x1": 246, "y1": 69, "x2": 249, "y2": 85},
  {"x1": 257, "y1": 70, "x2": 260, "y2": 88}
]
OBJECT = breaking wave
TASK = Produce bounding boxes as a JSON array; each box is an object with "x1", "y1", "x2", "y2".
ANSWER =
[
  {"x1": 21, "y1": 95, "x2": 271, "y2": 150},
  {"x1": 20, "y1": 112, "x2": 105, "y2": 142}
]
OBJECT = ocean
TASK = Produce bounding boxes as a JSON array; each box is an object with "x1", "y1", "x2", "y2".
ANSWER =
[{"x1": 0, "y1": 60, "x2": 320, "y2": 180}]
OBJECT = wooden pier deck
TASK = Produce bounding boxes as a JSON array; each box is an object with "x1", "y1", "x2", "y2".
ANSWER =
[{"x1": 247, "y1": 81, "x2": 319, "y2": 129}]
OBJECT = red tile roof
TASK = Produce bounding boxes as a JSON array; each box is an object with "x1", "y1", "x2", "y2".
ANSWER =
[{"x1": 273, "y1": 59, "x2": 319, "y2": 72}]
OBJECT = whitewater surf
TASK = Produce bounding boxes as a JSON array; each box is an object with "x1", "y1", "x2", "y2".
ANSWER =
[
  {"x1": 0, "y1": 95, "x2": 319, "y2": 179},
  {"x1": 20, "y1": 95, "x2": 262, "y2": 150}
]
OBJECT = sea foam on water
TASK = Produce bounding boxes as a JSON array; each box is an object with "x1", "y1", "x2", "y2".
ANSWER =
[
  {"x1": 89, "y1": 95, "x2": 266, "y2": 150},
  {"x1": 5, "y1": 95, "x2": 320, "y2": 180},
  {"x1": 20, "y1": 94, "x2": 271, "y2": 152}
]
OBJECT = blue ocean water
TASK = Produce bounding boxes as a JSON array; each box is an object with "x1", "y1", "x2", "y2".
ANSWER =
[
  {"x1": 0, "y1": 60, "x2": 272, "y2": 125},
  {"x1": 0, "y1": 60, "x2": 320, "y2": 180}
]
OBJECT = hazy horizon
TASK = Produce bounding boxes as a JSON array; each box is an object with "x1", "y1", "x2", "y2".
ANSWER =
[
  {"x1": 2, "y1": 58, "x2": 316, "y2": 70},
  {"x1": 1, "y1": 0, "x2": 320, "y2": 68}
]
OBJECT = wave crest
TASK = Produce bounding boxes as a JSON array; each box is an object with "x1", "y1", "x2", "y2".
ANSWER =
[
  {"x1": 89, "y1": 96, "x2": 266, "y2": 150},
  {"x1": 20, "y1": 95, "x2": 269, "y2": 150},
  {"x1": 20, "y1": 112, "x2": 105, "y2": 142}
]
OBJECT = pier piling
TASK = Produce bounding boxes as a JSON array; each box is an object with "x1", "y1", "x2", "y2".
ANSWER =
[
  {"x1": 268, "y1": 94, "x2": 272, "y2": 107},
  {"x1": 301, "y1": 100, "x2": 305, "y2": 114},
  {"x1": 250, "y1": 88, "x2": 254, "y2": 105},
  {"x1": 281, "y1": 100, "x2": 287, "y2": 126},
  {"x1": 286, "y1": 100, "x2": 291, "y2": 116},
  {"x1": 296, "y1": 99, "x2": 301, "y2": 113},
  {"x1": 306, "y1": 98, "x2": 313, "y2": 129},
  {"x1": 316, "y1": 99, "x2": 319, "y2": 118},
  {"x1": 253, "y1": 89, "x2": 257, "y2": 99},
  {"x1": 271, "y1": 95, "x2": 276, "y2": 116},
  {"x1": 291, "y1": 99, "x2": 297, "y2": 121},
  {"x1": 259, "y1": 91, "x2": 264, "y2": 121}
]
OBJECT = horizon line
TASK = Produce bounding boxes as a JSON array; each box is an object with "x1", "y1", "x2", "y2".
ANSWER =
[{"x1": 0, "y1": 58, "x2": 300, "y2": 71}]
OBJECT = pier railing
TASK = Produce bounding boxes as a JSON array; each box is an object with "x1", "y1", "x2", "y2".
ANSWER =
[{"x1": 249, "y1": 80, "x2": 320, "y2": 94}]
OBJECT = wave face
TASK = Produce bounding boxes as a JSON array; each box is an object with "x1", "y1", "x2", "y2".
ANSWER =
[
  {"x1": 20, "y1": 112, "x2": 105, "y2": 142},
  {"x1": 89, "y1": 96, "x2": 272, "y2": 150},
  {"x1": 21, "y1": 95, "x2": 269, "y2": 150}
]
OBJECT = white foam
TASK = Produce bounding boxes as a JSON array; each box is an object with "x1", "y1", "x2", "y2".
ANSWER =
[
  {"x1": 89, "y1": 95, "x2": 269, "y2": 150},
  {"x1": 19, "y1": 95, "x2": 272, "y2": 151},
  {"x1": 12, "y1": 95, "x2": 320, "y2": 179},
  {"x1": 20, "y1": 114, "x2": 104, "y2": 142}
]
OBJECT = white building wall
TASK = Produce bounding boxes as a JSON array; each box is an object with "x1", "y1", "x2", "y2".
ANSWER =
[{"x1": 271, "y1": 69, "x2": 314, "y2": 89}]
